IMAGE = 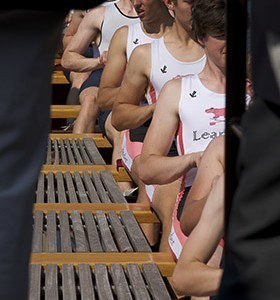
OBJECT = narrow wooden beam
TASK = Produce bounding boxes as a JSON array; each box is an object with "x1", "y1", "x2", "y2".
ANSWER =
[
  {"x1": 51, "y1": 70, "x2": 69, "y2": 84},
  {"x1": 40, "y1": 165, "x2": 131, "y2": 182},
  {"x1": 50, "y1": 105, "x2": 81, "y2": 119},
  {"x1": 32, "y1": 204, "x2": 160, "y2": 223},
  {"x1": 30, "y1": 253, "x2": 176, "y2": 277}
]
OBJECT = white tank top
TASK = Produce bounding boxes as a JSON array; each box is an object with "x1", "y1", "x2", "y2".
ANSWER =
[
  {"x1": 98, "y1": 1, "x2": 139, "y2": 55},
  {"x1": 147, "y1": 36, "x2": 206, "y2": 104},
  {"x1": 126, "y1": 22, "x2": 156, "y2": 60},
  {"x1": 176, "y1": 74, "x2": 226, "y2": 187}
]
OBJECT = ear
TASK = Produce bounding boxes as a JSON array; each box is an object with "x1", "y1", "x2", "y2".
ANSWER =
[
  {"x1": 197, "y1": 37, "x2": 205, "y2": 48},
  {"x1": 163, "y1": 0, "x2": 175, "y2": 11}
]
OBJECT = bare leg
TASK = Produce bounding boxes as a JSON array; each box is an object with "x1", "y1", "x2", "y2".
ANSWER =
[
  {"x1": 105, "y1": 113, "x2": 135, "y2": 193},
  {"x1": 73, "y1": 86, "x2": 99, "y2": 133}
]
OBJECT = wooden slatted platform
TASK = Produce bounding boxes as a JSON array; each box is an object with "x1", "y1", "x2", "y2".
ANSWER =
[
  {"x1": 52, "y1": 70, "x2": 69, "y2": 85},
  {"x1": 32, "y1": 210, "x2": 152, "y2": 253},
  {"x1": 29, "y1": 262, "x2": 175, "y2": 300}
]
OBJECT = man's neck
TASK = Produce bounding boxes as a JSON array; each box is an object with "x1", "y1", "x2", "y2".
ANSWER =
[{"x1": 116, "y1": 0, "x2": 137, "y2": 16}]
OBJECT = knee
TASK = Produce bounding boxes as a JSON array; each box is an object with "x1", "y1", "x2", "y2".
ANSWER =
[{"x1": 79, "y1": 90, "x2": 97, "y2": 106}]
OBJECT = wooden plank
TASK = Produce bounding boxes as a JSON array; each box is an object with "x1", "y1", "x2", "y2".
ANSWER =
[
  {"x1": 71, "y1": 139, "x2": 84, "y2": 165},
  {"x1": 59, "y1": 210, "x2": 72, "y2": 252},
  {"x1": 62, "y1": 264, "x2": 77, "y2": 300},
  {"x1": 46, "y1": 139, "x2": 52, "y2": 164},
  {"x1": 120, "y1": 211, "x2": 151, "y2": 252},
  {"x1": 32, "y1": 211, "x2": 43, "y2": 253},
  {"x1": 96, "y1": 211, "x2": 118, "y2": 252},
  {"x1": 41, "y1": 165, "x2": 132, "y2": 182},
  {"x1": 77, "y1": 138, "x2": 92, "y2": 164},
  {"x1": 82, "y1": 171, "x2": 101, "y2": 203},
  {"x1": 109, "y1": 264, "x2": 133, "y2": 300},
  {"x1": 73, "y1": 172, "x2": 89, "y2": 203},
  {"x1": 53, "y1": 139, "x2": 60, "y2": 165},
  {"x1": 59, "y1": 139, "x2": 68, "y2": 165},
  {"x1": 107, "y1": 211, "x2": 133, "y2": 252},
  {"x1": 46, "y1": 211, "x2": 57, "y2": 253},
  {"x1": 78, "y1": 264, "x2": 95, "y2": 300},
  {"x1": 33, "y1": 203, "x2": 160, "y2": 224},
  {"x1": 50, "y1": 105, "x2": 81, "y2": 119},
  {"x1": 71, "y1": 211, "x2": 89, "y2": 252},
  {"x1": 30, "y1": 253, "x2": 176, "y2": 277},
  {"x1": 91, "y1": 171, "x2": 111, "y2": 203},
  {"x1": 65, "y1": 172, "x2": 78, "y2": 203},
  {"x1": 51, "y1": 70, "x2": 69, "y2": 85},
  {"x1": 65, "y1": 139, "x2": 76, "y2": 164},
  {"x1": 36, "y1": 172, "x2": 45, "y2": 203},
  {"x1": 47, "y1": 172, "x2": 56, "y2": 203},
  {"x1": 49, "y1": 133, "x2": 112, "y2": 149},
  {"x1": 83, "y1": 138, "x2": 106, "y2": 165},
  {"x1": 126, "y1": 264, "x2": 151, "y2": 300},
  {"x1": 100, "y1": 170, "x2": 127, "y2": 203},
  {"x1": 94, "y1": 264, "x2": 114, "y2": 300},
  {"x1": 56, "y1": 172, "x2": 67, "y2": 203},
  {"x1": 29, "y1": 264, "x2": 41, "y2": 300},
  {"x1": 142, "y1": 263, "x2": 172, "y2": 300},
  {"x1": 45, "y1": 264, "x2": 59, "y2": 300},
  {"x1": 83, "y1": 211, "x2": 103, "y2": 252}
]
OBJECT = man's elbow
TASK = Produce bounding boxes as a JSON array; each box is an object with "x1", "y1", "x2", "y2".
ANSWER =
[
  {"x1": 61, "y1": 54, "x2": 71, "y2": 70},
  {"x1": 111, "y1": 113, "x2": 123, "y2": 131},
  {"x1": 138, "y1": 163, "x2": 154, "y2": 185},
  {"x1": 171, "y1": 269, "x2": 190, "y2": 297}
]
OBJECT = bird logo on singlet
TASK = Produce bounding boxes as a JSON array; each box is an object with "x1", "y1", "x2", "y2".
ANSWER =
[
  {"x1": 205, "y1": 107, "x2": 226, "y2": 126},
  {"x1": 160, "y1": 65, "x2": 167, "y2": 74},
  {"x1": 133, "y1": 38, "x2": 139, "y2": 44}
]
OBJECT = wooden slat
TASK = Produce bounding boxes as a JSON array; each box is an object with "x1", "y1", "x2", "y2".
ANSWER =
[
  {"x1": 110, "y1": 264, "x2": 133, "y2": 300},
  {"x1": 65, "y1": 139, "x2": 76, "y2": 164},
  {"x1": 120, "y1": 210, "x2": 151, "y2": 252},
  {"x1": 32, "y1": 211, "x2": 43, "y2": 253},
  {"x1": 96, "y1": 211, "x2": 118, "y2": 252},
  {"x1": 30, "y1": 253, "x2": 176, "y2": 277},
  {"x1": 100, "y1": 170, "x2": 127, "y2": 203},
  {"x1": 49, "y1": 133, "x2": 112, "y2": 149},
  {"x1": 73, "y1": 172, "x2": 89, "y2": 203},
  {"x1": 107, "y1": 211, "x2": 133, "y2": 252},
  {"x1": 36, "y1": 172, "x2": 45, "y2": 203},
  {"x1": 142, "y1": 263, "x2": 172, "y2": 300},
  {"x1": 59, "y1": 210, "x2": 72, "y2": 252},
  {"x1": 71, "y1": 139, "x2": 84, "y2": 165},
  {"x1": 47, "y1": 172, "x2": 56, "y2": 203},
  {"x1": 94, "y1": 264, "x2": 114, "y2": 300},
  {"x1": 82, "y1": 171, "x2": 101, "y2": 203},
  {"x1": 52, "y1": 70, "x2": 69, "y2": 85},
  {"x1": 51, "y1": 105, "x2": 81, "y2": 118},
  {"x1": 46, "y1": 211, "x2": 57, "y2": 253},
  {"x1": 46, "y1": 139, "x2": 52, "y2": 164},
  {"x1": 83, "y1": 138, "x2": 106, "y2": 165},
  {"x1": 41, "y1": 165, "x2": 132, "y2": 182},
  {"x1": 29, "y1": 264, "x2": 41, "y2": 300},
  {"x1": 83, "y1": 211, "x2": 103, "y2": 252},
  {"x1": 65, "y1": 172, "x2": 78, "y2": 203},
  {"x1": 126, "y1": 264, "x2": 151, "y2": 300},
  {"x1": 71, "y1": 211, "x2": 89, "y2": 252},
  {"x1": 91, "y1": 171, "x2": 111, "y2": 203},
  {"x1": 56, "y1": 172, "x2": 67, "y2": 203},
  {"x1": 62, "y1": 264, "x2": 77, "y2": 300},
  {"x1": 59, "y1": 139, "x2": 68, "y2": 165},
  {"x1": 77, "y1": 139, "x2": 92, "y2": 164},
  {"x1": 78, "y1": 264, "x2": 95, "y2": 300},
  {"x1": 45, "y1": 264, "x2": 59, "y2": 300},
  {"x1": 53, "y1": 139, "x2": 60, "y2": 165}
]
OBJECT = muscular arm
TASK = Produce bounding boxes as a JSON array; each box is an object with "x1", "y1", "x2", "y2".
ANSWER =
[
  {"x1": 97, "y1": 26, "x2": 128, "y2": 111},
  {"x1": 111, "y1": 44, "x2": 155, "y2": 131},
  {"x1": 172, "y1": 175, "x2": 224, "y2": 297},
  {"x1": 138, "y1": 79, "x2": 201, "y2": 185},
  {"x1": 61, "y1": 7, "x2": 104, "y2": 72},
  {"x1": 180, "y1": 136, "x2": 225, "y2": 235}
]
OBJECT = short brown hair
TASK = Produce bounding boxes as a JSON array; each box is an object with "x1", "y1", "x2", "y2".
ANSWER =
[{"x1": 191, "y1": 0, "x2": 226, "y2": 42}]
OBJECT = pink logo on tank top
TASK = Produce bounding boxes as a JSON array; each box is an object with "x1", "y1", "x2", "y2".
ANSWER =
[{"x1": 205, "y1": 107, "x2": 225, "y2": 126}]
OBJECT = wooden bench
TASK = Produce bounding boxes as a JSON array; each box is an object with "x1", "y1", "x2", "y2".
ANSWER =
[
  {"x1": 32, "y1": 209, "x2": 155, "y2": 253},
  {"x1": 45, "y1": 135, "x2": 112, "y2": 165},
  {"x1": 36, "y1": 170, "x2": 131, "y2": 204},
  {"x1": 29, "y1": 261, "x2": 175, "y2": 299},
  {"x1": 50, "y1": 105, "x2": 81, "y2": 119}
]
